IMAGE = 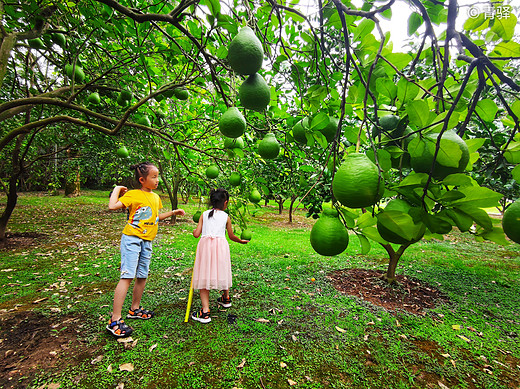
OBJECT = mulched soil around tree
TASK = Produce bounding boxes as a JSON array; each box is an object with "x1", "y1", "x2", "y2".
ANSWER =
[{"x1": 328, "y1": 268, "x2": 450, "y2": 315}]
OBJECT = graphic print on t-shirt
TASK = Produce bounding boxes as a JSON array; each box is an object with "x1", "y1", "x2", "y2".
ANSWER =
[{"x1": 129, "y1": 205, "x2": 153, "y2": 232}]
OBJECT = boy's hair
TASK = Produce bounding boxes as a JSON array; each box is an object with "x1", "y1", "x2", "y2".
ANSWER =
[
  {"x1": 208, "y1": 188, "x2": 229, "y2": 218},
  {"x1": 130, "y1": 162, "x2": 156, "y2": 185}
]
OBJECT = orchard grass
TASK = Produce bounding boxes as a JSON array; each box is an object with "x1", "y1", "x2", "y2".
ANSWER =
[{"x1": 1, "y1": 190, "x2": 519, "y2": 388}]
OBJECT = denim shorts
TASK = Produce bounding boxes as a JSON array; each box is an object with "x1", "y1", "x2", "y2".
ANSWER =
[{"x1": 120, "y1": 234, "x2": 153, "y2": 279}]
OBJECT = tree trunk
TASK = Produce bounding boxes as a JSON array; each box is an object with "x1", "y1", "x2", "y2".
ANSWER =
[
  {"x1": 275, "y1": 195, "x2": 284, "y2": 214},
  {"x1": 288, "y1": 195, "x2": 297, "y2": 223},
  {"x1": 380, "y1": 243, "x2": 410, "y2": 284},
  {"x1": 64, "y1": 169, "x2": 80, "y2": 197}
]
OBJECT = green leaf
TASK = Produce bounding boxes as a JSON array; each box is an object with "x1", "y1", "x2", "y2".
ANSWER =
[
  {"x1": 399, "y1": 172, "x2": 429, "y2": 187},
  {"x1": 424, "y1": 214, "x2": 452, "y2": 234},
  {"x1": 445, "y1": 209, "x2": 474, "y2": 232},
  {"x1": 491, "y1": 41, "x2": 520, "y2": 57},
  {"x1": 408, "y1": 12, "x2": 423, "y2": 36},
  {"x1": 490, "y1": 12, "x2": 517, "y2": 41},
  {"x1": 442, "y1": 174, "x2": 473, "y2": 187},
  {"x1": 356, "y1": 212, "x2": 377, "y2": 228},
  {"x1": 464, "y1": 12, "x2": 487, "y2": 31},
  {"x1": 457, "y1": 206, "x2": 492, "y2": 230},
  {"x1": 465, "y1": 138, "x2": 485, "y2": 153},
  {"x1": 478, "y1": 226, "x2": 509, "y2": 245},
  {"x1": 430, "y1": 111, "x2": 460, "y2": 133},
  {"x1": 397, "y1": 78, "x2": 419, "y2": 106},
  {"x1": 441, "y1": 190, "x2": 466, "y2": 202},
  {"x1": 512, "y1": 165, "x2": 520, "y2": 182},
  {"x1": 377, "y1": 211, "x2": 417, "y2": 241},
  {"x1": 375, "y1": 78, "x2": 397, "y2": 100},
  {"x1": 356, "y1": 233, "x2": 371, "y2": 255},
  {"x1": 310, "y1": 112, "x2": 329, "y2": 131},
  {"x1": 451, "y1": 186, "x2": 503, "y2": 209},
  {"x1": 511, "y1": 100, "x2": 520, "y2": 120},
  {"x1": 406, "y1": 100, "x2": 430, "y2": 128},
  {"x1": 503, "y1": 142, "x2": 520, "y2": 164},
  {"x1": 475, "y1": 99, "x2": 498, "y2": 123},
  {"x1": 353, "y1": 19, "x2": 375, "y2": 42},
  {"x1": 361, "y1": 226, "x2": 388, "y2": 245}
]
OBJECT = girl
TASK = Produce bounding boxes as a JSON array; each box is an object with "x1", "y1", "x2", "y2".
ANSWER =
[
  {"x1": 107, "y1": 162, "x2": 186, "y2": 337},
  {"x1": 191, "y1": 188, "x2": 248, "y2": 323}
]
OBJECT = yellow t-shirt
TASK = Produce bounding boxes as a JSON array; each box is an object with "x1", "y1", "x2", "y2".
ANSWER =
[{"x1": 120, "y1": 189, "x2": 163, "y2": 241}]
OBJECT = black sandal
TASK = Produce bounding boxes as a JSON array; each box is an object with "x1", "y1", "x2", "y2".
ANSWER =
[
  {"x1": 106, "y1": 318, "x2": 133, "y2": 337},
  {"x1": 127, "y1": 306, "x2": 155, "y2": 320}
]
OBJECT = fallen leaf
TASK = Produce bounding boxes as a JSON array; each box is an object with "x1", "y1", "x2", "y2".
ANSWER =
[
  {"x1": 254, "y1": 318, "x2": 270, "y2": 323},
  {"x1": 441, "y1": 353, "x2": 451, "y2": 358},
  {"x1": 399, "y1": 334, "x2": 408, "y2": 340},
  {"x1": 116, "y1": 384, "x2": 124, "y2": 389},
  {"x1": 452, "y1": 324, "x2": 461, "y2": 330},
  {"x1": 149, "y1": 343, "x2": 158, "y2": 352},
  {"x1": 395, "y1": 320, "x2": 401, "y2": 327},
  {"x1": 32, "y1": 298, "x2": 49, "y2": 304},
  {"x1": 364, "y1": 334, "x2": 370, "y2": 340},
  {"x1": 91, "y1": 355, "x2": 103, "y2": 364},
  {"x1": 437, "y1": 381, "x2": 450, "y2": 389},
  {"x1": 48, "y1": 384, "x2": 60, "y2": 389},
  {"x1": 119, "y1": 363, "x2": 134, "y2": 372},
  {"x1": 367, "y1": 321, "x2": 375, "y2": 326},
  {"x1": 117, "y1": 337, "x2": 134, "y2": 343},
  {"x1": 280, "y1": 362, "x2": 287, "y2": 368},
  {"x1": 450, "y1": 359, "x2": 456, "y2": 368},
  {"x1": 107, "y1": 364, "x2": 113, "y2": 373},
  {"x1": 291, "y1": 335, "x2": 298, "y2": 342},
  {"x1": 287, "y1": 379, "x2": 297, "y2": 386},
  {"x1": 457, "y1": 335, "x2": 471, "y2": 343},
  {"x1": 237, "y1": 358, "x2": 246, "y2": 369},
  {"x1": 335, "y1": 326, "x2": 346, "y2": 333}
]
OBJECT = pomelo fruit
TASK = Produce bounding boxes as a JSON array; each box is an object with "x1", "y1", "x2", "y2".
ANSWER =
[
  {"x1": 173, "y1": 87, "x2": 189, "y2": 100},
  {"x1": 332, "y1": 153, "x2": 385, "y2": 208},
  {"x1": 380, "y1": 115, "x2": 399, "y2": 131},
  {"x1": 241, "y1": 229, "x2": 253, "y2": 241},
  {"x1": 219, "y1": 107, "x2": 246, "y2": 138},
  {"x1": 409, "y1": 130, "x2": 469, "y2": 179},
  {"x1": 162, "y1": 89, "x2": 175, "y2": 98},
  {"x1": 138, "y1": 116, "x2": 151, "y2": 127},
  {"x1": 310, "y1": 207, "x2": 349, "y2": 256},
  {"x1": 320, "y1": 116, "x2": 339, "y2": 143},
  {"x1": 502, "y1": 200, "x2": 520, "y2": 244},
  {"x1": 229, "y1": 172, "x2": 242, "y2": 187},
  {"x1": 239, "y1": 73, "x2": 270, "y2": 112},
  {"x1": 192, "y1": 210, "x2": 202, "y2": 223},
  {"x1": 376, "y1": 199, "x2": 426, "y2": 244},
  {"x1": 120, "y1": 89, "x2": 133, "y2": 101},
  {"x1": 116, "y1": 146, "x2": 129, "y2": 158},
  {"x1": 205, "y1": 165, "x2": 219, "y2": 179},
  {"x1": 87, "y1": 92, "x2": 101, "y2": 105},
  {"x1": 224, "y1": 137, "x2": 245, "y2": 149},
  {"x1": 249, "y1": 189, "x2": 262, "y2": 203},
  {"x1": 51, "y1": 33, "x2": 66, "y2": 48},
  {"x1": 258, "y1": 132, "x2": 280, "y2": 159},
  {"x1": 292, "y1": 118, "x2": 310, "y2": 144},
  {"x1": 116, "y1": 93, "x2": 129, "y2": 106},
  {"x1": 227, "y1": 26, "x2": 264, "y2": 75},
  {"x1": 28, "y1": 38, "x2": 45, "y2": 49},
  {"x1": 65, "y1": 64, "x2": 85, "y2": 83}
]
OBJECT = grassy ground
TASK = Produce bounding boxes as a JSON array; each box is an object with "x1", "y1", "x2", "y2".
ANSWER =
[{"x1": 1, "y1": 190, "x2": 519, "y2": 389}]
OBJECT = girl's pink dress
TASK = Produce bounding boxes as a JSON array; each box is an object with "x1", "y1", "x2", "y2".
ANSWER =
[{"x1": 192, "y1": 209, "x2": 232, "y2": 290}]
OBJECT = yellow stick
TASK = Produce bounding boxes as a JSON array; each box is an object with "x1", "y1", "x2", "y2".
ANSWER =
[{"x1": 184, "y1": 267, "x2": 195, "y2": 322}]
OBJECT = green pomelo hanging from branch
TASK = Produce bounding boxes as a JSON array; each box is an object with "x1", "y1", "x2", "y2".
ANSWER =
[
  {"x1": 332, "y1": 153, "x2": 385, "y2": 208},
  {"x1": 292, "y1": 118, "x2": 310, "y2": 144},
  {"x1": 258, "y1": 133, "x2": 280, "y2": 159},
  {"x1": 502, "y1": 200, "x2": 520, "y2": 244},
  {"x1": 310, "y1": 207, "x2": 349, "y2": 256},
  {"x1": 239, "y1": 73, "x2": 270, "y2": 112},
  {"x1": 219, "y1": 107, "x2": 246, "y2": 138},
  {"x1": 206, "y1": 165, "x2": 219, "y2": 179},
  {"x1": 319, "y1": 116, "x2": 339, "y2": 143},
  {"x1": 409, "y1": 130, "x2": 469, "y2": 179},
  {"x1": 249, "y1": 189, "x2": 262, "y2": 203},
  {"x1": 229, "y1": 172, "x2": 242, "y2": 186},
  {"x1": 224, "y1": 137, "x2": 245, "y2": 149},
  {"x1": 227, "y1": 26, "x2": 264, "y2": 75}
]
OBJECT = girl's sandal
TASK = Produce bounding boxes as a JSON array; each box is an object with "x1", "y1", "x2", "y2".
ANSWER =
[
  {"x1": 127, "y1": 307, "x2": 155, "y2": 320},
  {"x1": 106, "y1": 318, "x2": 133, "y2": 337}
]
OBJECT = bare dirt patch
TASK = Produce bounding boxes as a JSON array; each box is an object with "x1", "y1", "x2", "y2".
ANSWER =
[
  {"x1": 0, "y1": 311, "x2": 99, "y2": 389},
  {"x1": 1, "y1": 232, "x2": 48, "y2": 250},
  {"x1": 328, "y1": 268, "x2": 450, "y2": 315}
]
